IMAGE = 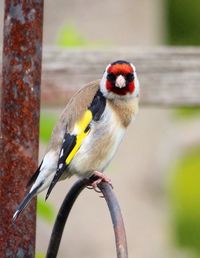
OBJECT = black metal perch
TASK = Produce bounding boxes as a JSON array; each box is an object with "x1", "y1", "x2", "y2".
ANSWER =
[{"x1": 46, "y1": 178, "x2": 128, "y2": 258}]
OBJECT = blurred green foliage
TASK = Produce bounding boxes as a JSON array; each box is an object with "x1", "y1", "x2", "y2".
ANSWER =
[
  {"x1": 36, "y1": 253, "x2": 45, "y2": 258},
  {"x1": 167, "y1": 1, "x2": 200, "y2": 256},
  {"x1": 167, "y1": 0, "x2": 200, "y2": 120},
  {"x1": 168, "y1": 147, "x2": 200, "y2": 256},
  {"x1": 40, "y1": 110, "x2": 58, "y2": 143},
  {"x1": 57, "y1": 24, "x2": 88, "y2": 47},
  {"x1": 37, "y1": 197, "x2": 55, "y2": 224},
  {"x1": 57, "y1": 24, "x2": 108, "y2": 48},
  {"x1": 167, "y1": 0, "x2": 200, "y2": 45},
  {"x1": 174, "y1": 107, "x2": 200, "y2": 120}
]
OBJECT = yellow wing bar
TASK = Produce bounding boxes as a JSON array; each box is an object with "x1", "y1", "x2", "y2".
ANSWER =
[{"x1": 66, "y1": 110, "x2": 92, "y2": 165}]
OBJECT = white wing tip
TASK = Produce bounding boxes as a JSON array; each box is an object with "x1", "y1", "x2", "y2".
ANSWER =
[{"x1": 12, "y1": 210, "x2": 19, "y2": 222}]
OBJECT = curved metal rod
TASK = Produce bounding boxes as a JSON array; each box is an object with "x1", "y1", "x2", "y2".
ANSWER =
[
  {"x1": 99, "y1": 182, "x2": 128, "y2": 258},
  {"x1": 46, "y1": 178, "x2": 128, "y2": 258},
  {"x1": 46, "y1": 179, "x2": 87, "y2": 258}
]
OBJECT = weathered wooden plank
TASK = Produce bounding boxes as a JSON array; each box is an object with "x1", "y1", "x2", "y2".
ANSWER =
[{"x1": 1, "y1": 47, "x2": 200, "y2": 106}]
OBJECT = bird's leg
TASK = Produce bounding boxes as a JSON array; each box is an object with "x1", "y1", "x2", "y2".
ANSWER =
[{"x1": 90, "y1": 171, "x2": 113, "y2": 192}]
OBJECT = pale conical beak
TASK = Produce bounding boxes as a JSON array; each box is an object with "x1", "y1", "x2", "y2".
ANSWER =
[{"x1": 115, "y1": 75, "x2": 126, "y2": 88}]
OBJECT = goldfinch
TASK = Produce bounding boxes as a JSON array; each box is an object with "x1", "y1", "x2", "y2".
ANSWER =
[{"x1": 13, "y1": 60, "x2": 140, "y2": 221}]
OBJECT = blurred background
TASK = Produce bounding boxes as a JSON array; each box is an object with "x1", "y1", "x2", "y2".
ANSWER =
[{"x1": 1, "y1": 0, "x2": 200, "y2": 257}]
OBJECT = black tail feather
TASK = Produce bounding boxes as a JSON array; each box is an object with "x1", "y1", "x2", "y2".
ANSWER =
[
  {"x1": 13, "y1": 182, "x2": 42, "y2": 221},
  {"x1": 26, "y1": 160, "x2": 43, "y2": 188},
  {"x1": 45, "y1": 167, "x2": 66, "y2": 200}
]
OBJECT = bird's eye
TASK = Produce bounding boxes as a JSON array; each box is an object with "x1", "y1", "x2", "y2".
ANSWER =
[
  {"x1": 126, "y1": 73, "x2": 134, "y2": 82},
  {"x1": 107, "y1": 73, "x2": 116, "y2": 82}
]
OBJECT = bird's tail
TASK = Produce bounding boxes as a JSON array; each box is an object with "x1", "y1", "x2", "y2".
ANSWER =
[{"x1": 13, "y1": 182, "x2": 42, "y2": 221}]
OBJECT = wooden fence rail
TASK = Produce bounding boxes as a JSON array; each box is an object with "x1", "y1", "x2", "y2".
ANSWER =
[{"x1": 1, "y1": 47, "x2": 200, "y2": 107}]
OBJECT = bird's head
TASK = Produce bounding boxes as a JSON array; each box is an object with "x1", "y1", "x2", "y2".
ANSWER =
[{"x1": 100, "y1": 60, "x2": 140, "y2": 99}]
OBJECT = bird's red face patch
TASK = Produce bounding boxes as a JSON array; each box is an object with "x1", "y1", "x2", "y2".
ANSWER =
[
  {"x1": 107, "y1": 63, "x2": 134, "y2": 75},
  {"x1": 106, "y1": 62, "x2": 135, "y2": 95}
]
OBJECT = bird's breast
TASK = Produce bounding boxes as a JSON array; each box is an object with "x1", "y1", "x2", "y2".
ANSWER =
[{"x1": 68, "y1": 104, "x2": 125, "y2": 176}]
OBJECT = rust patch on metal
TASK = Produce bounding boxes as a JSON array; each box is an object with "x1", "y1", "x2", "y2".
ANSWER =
[{"x1": 0, "y1": 1, "x2": 43, "y2": 257}]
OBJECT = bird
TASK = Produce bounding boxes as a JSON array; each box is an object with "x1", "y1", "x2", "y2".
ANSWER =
[{"x1": 13, "y1": 60, "x2": 140, "y2": 221}]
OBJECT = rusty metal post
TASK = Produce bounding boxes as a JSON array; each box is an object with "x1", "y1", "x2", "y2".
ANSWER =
[{"x1": 0, "y1": 1, "x2": 43, "y2": 257}]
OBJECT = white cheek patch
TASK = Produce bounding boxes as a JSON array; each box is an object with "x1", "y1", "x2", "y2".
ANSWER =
[
  {"x1": 100, "y1": 66, "x2": 110, "y2": 96},
  {"x1": 133, "y1": 72, "x2": 140, "y2": 97},
  {"x1": 131, "y1": 63, "x2": 136, "y2": 72},
  {"x1": 130, "y1": 63, "x2": 140, "y2": 98}
]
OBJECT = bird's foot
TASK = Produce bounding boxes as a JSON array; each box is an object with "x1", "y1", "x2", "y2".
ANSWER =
[{"x1": 89, "y1": 171, "x2": 113, "y2": 193}]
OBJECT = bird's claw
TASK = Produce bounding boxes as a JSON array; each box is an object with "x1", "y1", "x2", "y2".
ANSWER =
[{"x1": 87, "y1": 171, "x2": 113, "y2": 194}]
